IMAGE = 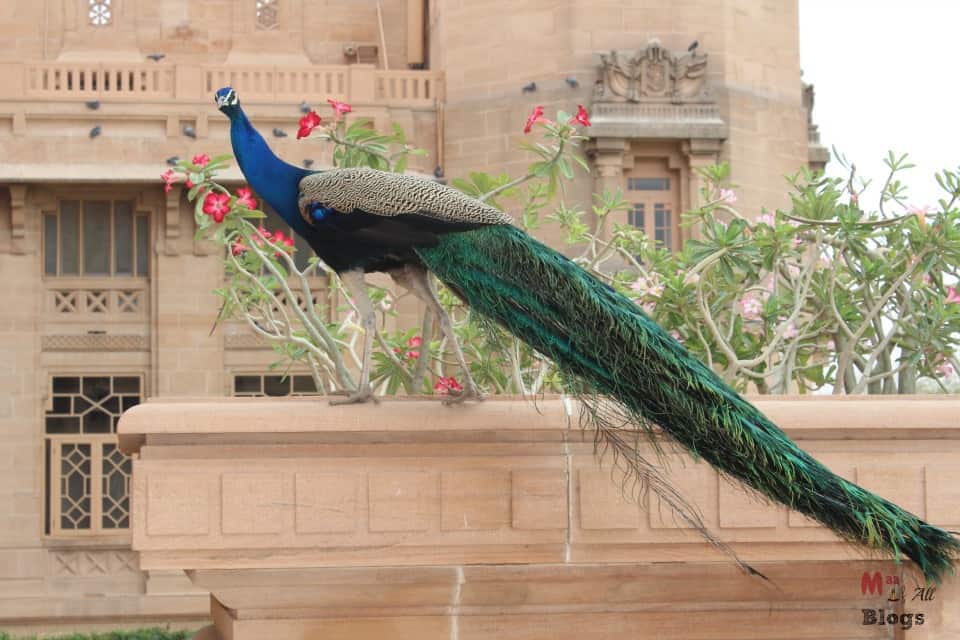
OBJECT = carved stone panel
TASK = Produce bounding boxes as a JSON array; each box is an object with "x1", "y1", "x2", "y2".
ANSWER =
[{"x1": 596, "y1": 38, "x2": 710, "y2": 104}]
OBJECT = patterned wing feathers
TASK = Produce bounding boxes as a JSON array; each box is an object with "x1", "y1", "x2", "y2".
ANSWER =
[{"x1": 298, "y1": 168, "x2": 513, "y2": 227}]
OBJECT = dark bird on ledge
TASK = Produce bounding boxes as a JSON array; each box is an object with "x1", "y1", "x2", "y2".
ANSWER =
[
  {"x1": 303, "y1": 158, "x2": 314, "y2": 168},
  {"x1": 521, "y1": 81, "x2": 536, "y2": 93},
  {"x1": 146, "y1": 53, "x2": 166, "y2": 62},
  {"x1": 565, "y1": 76, "x2": 579, "y2": 89},
  {"x1": 165, "y1": 156, "x2": 180, "y2": 166},
  {"x1": 299, "y1": 101, "x2": 312, "y2": 114},
  {"x1": 214, "y1": 85, "x2": 960, "y2": 585},
  {"x1": 272, "y1": 128, "x2": 288, "y2": 138},
  {"x1": 182, "y1": 124, "x2": 196, "y2": 139},
  {"x1": 85, "y1": 100, "x2": 100, "y2": 110},
  {"x1": 688, "y1": 40, "x2": 699, "y2": 52},
  {"x1": 88, "y1": 125, "x2": 101, "y2": 139},
  {"x1": 433, "y1": 165, "x2": 444, "y2": 179}
]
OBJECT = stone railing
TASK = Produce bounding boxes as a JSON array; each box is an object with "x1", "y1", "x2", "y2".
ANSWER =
[
  {"x1": 45, "y1": 278, "x2": 148, "y2": 320},
  {"x1": 0, "y1": 61, "x2": 442, "y2": 108},
  {"x1": 118, "y1": 396, "x2": 960, "y2": 640}
]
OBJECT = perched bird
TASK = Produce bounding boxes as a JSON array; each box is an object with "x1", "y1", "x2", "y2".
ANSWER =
[
  {"x1": 272, "y1": 127, "x2": 288, "y2": 138},
  {"x1": 299, "y1": 101, "x2": 312, "y2": 114},
  {"x1": 88, "y1": 125, "x2": 101, "y2": 139},
  {"x1": 146, "y1": 53, "x2": 166, "y2": 62},
  {"x1": 303, "y1": 158, "x2": 314, "y2": 168},
  {"x1": 688, "y1": 40, "x2": 699, "y2": 53},
  {"x1": 433, "y1": 165, "x2": 444, "y2": 179},
  {"x1": 165, "y1": 156, "x2": 180, "y2": 167},
  {"x1": 521, "y1": 81, "x2": 537, "y2": 93},
  {"x1": 182, "y1": 124, "x2": 196, "y2": 139},
  {"x1": 85, "y1": 100, "x2": 100, "y2": 110},
  {"x1": 214, "y1": 86, "x2": 959, "y2": 583},
  {"x1": 565, "y1": 76, "x2": 580, "y2": 89}
]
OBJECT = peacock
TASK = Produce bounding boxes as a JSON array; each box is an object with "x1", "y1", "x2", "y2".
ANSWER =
[{"x1": 213, "y1": 86, "x2": 959, "y2": 583}]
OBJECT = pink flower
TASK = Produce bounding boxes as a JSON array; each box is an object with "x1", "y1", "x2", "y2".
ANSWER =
[
  {"x1": 739, "y1": 294, "x2": 763, "y2": 321},
  {"x1": 160, "y1": 169, "x2": 178, "y2": 194},
  {"x1": 407, "y1": 336, "x2": 422, "y2": 348},
  {"x1": 407, "y1": 350, "x2": 420, "y2": 360},
  {"x1": 297, "y1": 111, "x2": 322, "y2": 139},
  {"x1": 669, "y1": 329, "x2": 682, "y2": 343},
  {"x1": 523, "y1": 105, "x2": 546, "y2": 134},
  {"x1": 826, "y1": 340, "x2": 836, "y2": 351},
  {"x1": 253, "y1": 226, "x2": 272, "y2": 247},
  {"x1": 946, "y1": 287, "x2": 960, "y2": 304},
  {"x1": 185, "y1": 177, "x2": 195, "y2": 189},
  {"x1": 630, "y1": 274, "x2": 663, "y2": 297},
  {"x1": 719, "y1": 188, "x2": 737, "y2": 204},
  {"x1": 757, "y1": 212, "x2": 776, "y2": 227},
  {"x1": 782, "y1": 322, "x2": 799, "y2": 339},
  {"x1": 202, "y1": 192, "x2": 231, "y2": 223},
  {"x1": 327, "y1": 98, "x2": 353, "y2": 119},
  {"x1": 236, "y1": 187, "x2": 257, "y2": 210},
  {"x1": 393, "y1": 346, "x2": 403, "y2": 355},
  {"x1": 192, "y1": 153, "x2": 211, "y2": 167},
  {"x1": 434, "y1": 376, "x2": 463, "y2": 395},
  {"x1": 231, "y1": 241, "x2": 247, "y2": 256},
  {"x1": 908, "y1": 204, "x2": 934, "y2": 216},
  {"x1": 936, "y1": 361, "x2": 954, "y2": 378},
  {"x1": 922, "y1": 273, "x2": 932, "y2": 285},
  {"x1": 569, "y1": 104, "x2": 591, "y2": 127}
]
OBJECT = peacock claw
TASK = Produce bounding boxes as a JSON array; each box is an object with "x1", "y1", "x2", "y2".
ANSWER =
[
  {"x1": 442, "y1": 385, "x2": 485, "y2": 405},
  {"x1": 329, "y1": 388, "x2": 378, "y2": 405}
]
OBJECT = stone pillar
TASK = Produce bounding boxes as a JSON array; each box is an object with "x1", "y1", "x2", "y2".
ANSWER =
[
  {"x1": 681, "y1": 138, "x2": 724, "y2": 243},
  {"x1": 589, "y1": 138, "x2": 626, "y2": 243}
]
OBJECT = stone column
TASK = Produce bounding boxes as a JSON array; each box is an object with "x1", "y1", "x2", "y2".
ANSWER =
[
  {"x1": 681, "y1": 138, "x2": 724, "y2": 243},
  {"x1": 589, "y1": 138, "x2": 626, "y2": 243}
]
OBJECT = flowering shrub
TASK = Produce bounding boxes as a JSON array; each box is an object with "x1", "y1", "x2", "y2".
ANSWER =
[{"x1": 165, "y1": 101, "x2": 960, "y2": 396}]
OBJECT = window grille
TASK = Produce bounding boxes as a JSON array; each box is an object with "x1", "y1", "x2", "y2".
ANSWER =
[
  {"x1": 256, "y1": 0, "x2": 279, "y2": 30},
  {"x1": 44, "y1": 200, "x2": 149, "y2": 277},
  {"x1": 88, "y1": 0, "x2": 112, "y2": 26},
  {"x1": 45, "y1": 375, "x2": 141, "y2": 536},
  {"x1": 233, "y1": 374, "x2": 320, "y2": 397}
]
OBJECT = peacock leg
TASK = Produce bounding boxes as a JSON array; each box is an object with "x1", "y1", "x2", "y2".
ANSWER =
[
  {"x1": 393, "y1": 264, "x2": 483, "y2": 404},
  {"x1": 330, "y1": 269, "x2": 378, "y2": 405}
]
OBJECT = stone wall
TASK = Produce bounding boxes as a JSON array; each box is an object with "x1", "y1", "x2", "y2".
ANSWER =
[{"x1": 120, "y1": 396, "x2": 960, "y2": 639}]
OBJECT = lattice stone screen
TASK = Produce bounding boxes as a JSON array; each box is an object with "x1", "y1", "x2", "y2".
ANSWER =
[{"x1": 45, "y1": 375, "x2": 141, "y2": 536}]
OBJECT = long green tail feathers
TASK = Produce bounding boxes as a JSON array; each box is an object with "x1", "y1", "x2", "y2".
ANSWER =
[{"x1": 416, "y1": 224, "x2": 959, "y2": 584}]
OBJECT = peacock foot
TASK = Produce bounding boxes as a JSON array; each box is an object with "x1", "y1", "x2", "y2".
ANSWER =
[
  {"x1": 329, "y1": 387, "x2": 378, "y2": 405},
  {"x1": 442, "y1": 384, "x2": 485, "y2": 405}
]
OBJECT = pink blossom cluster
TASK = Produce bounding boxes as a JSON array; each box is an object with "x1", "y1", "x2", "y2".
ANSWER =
[{"x1": 393, "y1": 335, "x2": 423, "y2": 360}]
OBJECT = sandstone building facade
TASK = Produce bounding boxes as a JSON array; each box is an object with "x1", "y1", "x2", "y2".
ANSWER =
[{"x1": 0, "y1": 0, "x2": 827, "y2": 632}]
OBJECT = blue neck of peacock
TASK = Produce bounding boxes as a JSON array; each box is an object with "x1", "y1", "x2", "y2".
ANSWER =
[{"x1": 225, "y1": 106, "x2": 313, "y2": 236}]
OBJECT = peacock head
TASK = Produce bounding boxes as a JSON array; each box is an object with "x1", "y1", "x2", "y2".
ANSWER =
[{"x1": 214, "y1": 87, "x2": 240, "y2": 116}]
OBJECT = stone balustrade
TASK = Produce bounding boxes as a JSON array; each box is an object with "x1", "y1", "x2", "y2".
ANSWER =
[
  {"x1": 0, "y1": 62, "x2": 442, "y2": 108},
  {"x1": 118, "y1": 396, "x2": 960, "y2": 639}
]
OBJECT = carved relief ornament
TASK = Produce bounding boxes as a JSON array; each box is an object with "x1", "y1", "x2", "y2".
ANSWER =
[{"x1": 596, "y1": 38, "x2": 709, "y2": 103}]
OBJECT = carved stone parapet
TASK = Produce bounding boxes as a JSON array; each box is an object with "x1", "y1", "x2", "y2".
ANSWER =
[
  {"x1": 119, "y1": 397, "x2": 960, "y2": 639},
  {"x1": 590, "y1": 102, "x2": 727, "y2": 141}
]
